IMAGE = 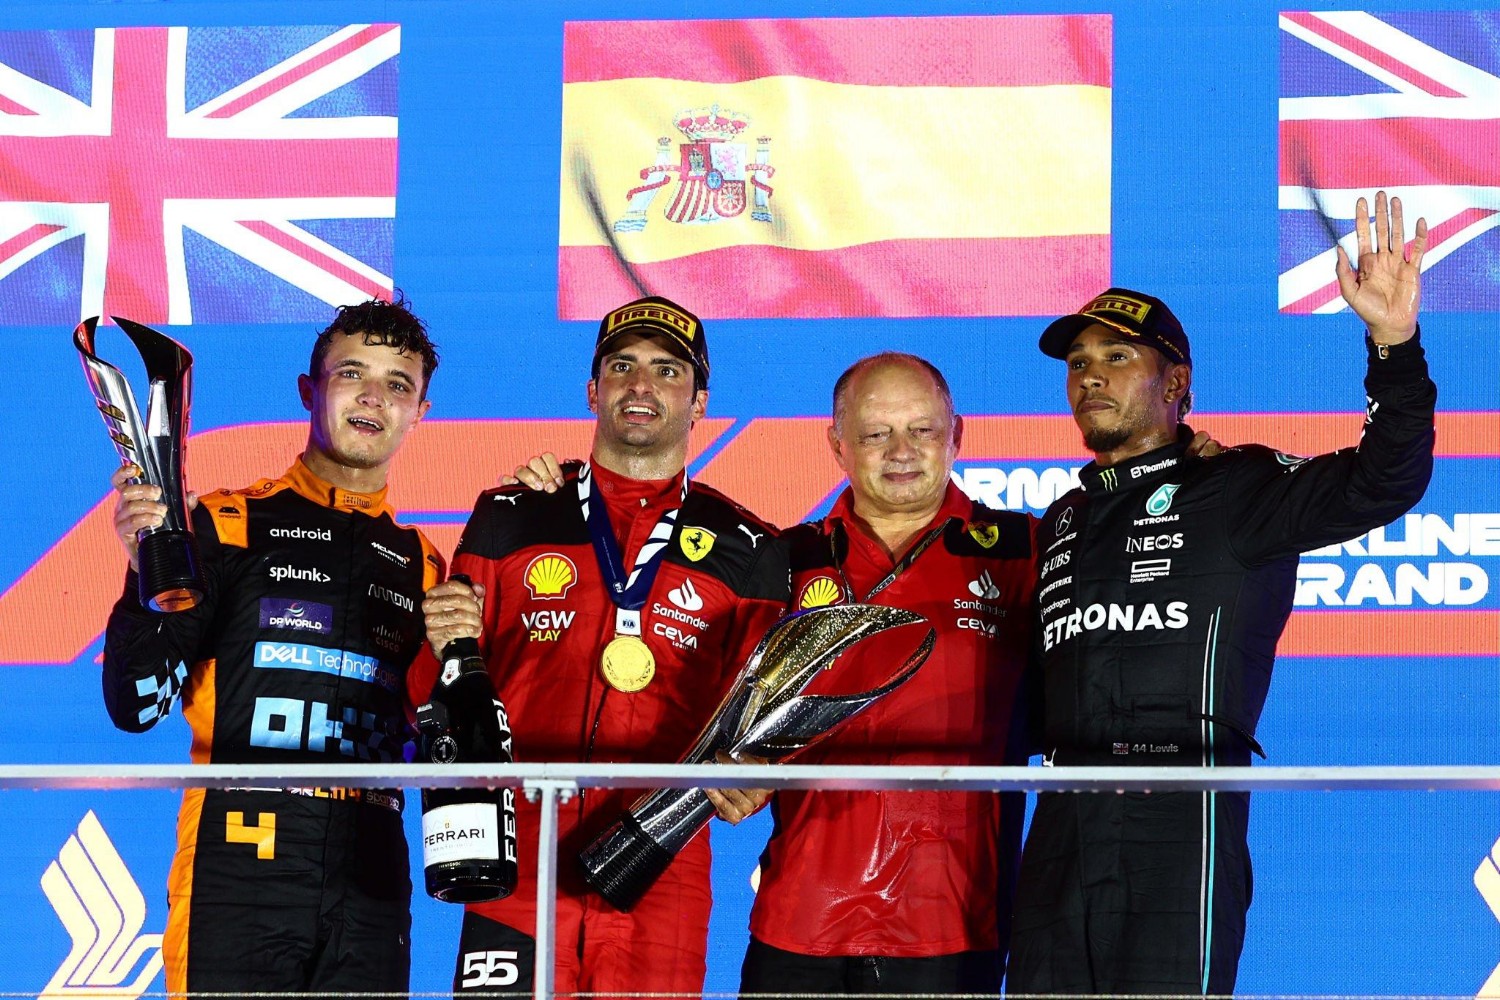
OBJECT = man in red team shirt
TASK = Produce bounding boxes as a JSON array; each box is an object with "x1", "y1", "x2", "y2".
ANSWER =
[
  {"x1": 414, "y1": 296, "x2": 788, "y2": 997},
  {"x1": 741, "y1": 352, "x2": 1037, "y2": 994}
]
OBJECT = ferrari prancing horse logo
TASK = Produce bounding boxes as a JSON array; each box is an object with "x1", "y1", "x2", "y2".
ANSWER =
[{"x1": 680, "y1": 527, "x2": 716, "y2": 562}]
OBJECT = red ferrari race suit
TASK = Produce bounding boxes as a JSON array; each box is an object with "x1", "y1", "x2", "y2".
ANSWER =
[
  {"x1": 102, "y1": 460, "x2": 442, "y2": 998},
  {"x1": 408, "y1": 461, "x2": 788, "y2": 996},
  {"x1": 745, "y1": 482, "x2": 1036, "y2": 991}
]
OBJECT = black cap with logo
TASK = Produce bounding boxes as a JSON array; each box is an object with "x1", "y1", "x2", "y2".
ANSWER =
[
  {"x1": 593, "y1": 295, "x2": 710, "y2": 389},
  {"x1": 1038, "y1": 287, "x2": 1191, "y2": 366}
]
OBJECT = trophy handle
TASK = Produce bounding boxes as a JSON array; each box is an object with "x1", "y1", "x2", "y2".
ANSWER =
[
  {"x1": 665, "y1": 605, "x2": 930, "y2": 767},
  {"x1": 74, "y1": 319, "x2": 154, "y2": 479},
  {"x1": 112, "y1": 317, "x2": 194, "y2": 537},
  {"x1": 732, "y1": 625, "x2": 937, "y2": 756},
  {"x1": 113, "y1": 316, "x2": 193, "y2": 383}
]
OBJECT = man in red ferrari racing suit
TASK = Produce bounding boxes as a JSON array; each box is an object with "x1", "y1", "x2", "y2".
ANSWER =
[{"x1": 413, "y1": 295, "x2": 789, "y2": 997}]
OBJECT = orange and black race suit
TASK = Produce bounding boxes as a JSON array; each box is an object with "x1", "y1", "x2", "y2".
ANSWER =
[
  {"x1": 746, "y1": 483, "x2": 1036, "y2": 992},
  {"x1": 102, "y1": 459, "x2": 441, "y2": 998},
  {"x1": 407, "y1": 462, "x2": 789, "y2": 997}
]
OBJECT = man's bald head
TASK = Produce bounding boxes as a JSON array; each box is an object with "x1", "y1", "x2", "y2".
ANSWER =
[{"x1": 831, "y1": 352, "x2": 955, "y2": 436}]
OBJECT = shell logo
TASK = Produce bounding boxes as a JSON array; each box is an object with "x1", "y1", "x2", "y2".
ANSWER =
[
  {"x1": 798, "y1": 576, "x2": 843, "y2": 609},
  {"x1": 524, "y1": 553, "x2": 578, "y2": 600}
]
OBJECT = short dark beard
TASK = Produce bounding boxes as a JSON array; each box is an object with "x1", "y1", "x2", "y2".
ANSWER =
[{"x1": 1082, "y1": 425, "x2": 1131, "y2": 453}]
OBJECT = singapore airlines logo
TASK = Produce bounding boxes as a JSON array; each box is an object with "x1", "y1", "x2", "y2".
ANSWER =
[
  {"x1": 40, "y1": 811, "x2": 163, "y2": 998},
  {"x1": 1474, "y1": 833, "x2": 1500, "y2": 995}
]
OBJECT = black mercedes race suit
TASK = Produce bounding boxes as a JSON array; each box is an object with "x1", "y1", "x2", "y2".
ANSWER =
[
  {"x1": 1009, "y1": 334, "x2": 1435, "y2": 995},
  {"x1": 101, "y1": 460, "x2": 442, "y2": 999}
]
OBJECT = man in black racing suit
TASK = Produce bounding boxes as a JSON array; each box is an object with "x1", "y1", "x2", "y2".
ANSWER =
[
  {"x1": 101, "y1": 297, "x2": 443, "y2": 998},
  {"x1": 1008, "y1": 193, "x2": 1437, "y2": 995}
]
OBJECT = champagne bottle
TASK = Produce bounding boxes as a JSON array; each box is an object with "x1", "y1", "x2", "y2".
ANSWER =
[{"x1": 417, "y1": 575, "x2": 518, "y2": 903}]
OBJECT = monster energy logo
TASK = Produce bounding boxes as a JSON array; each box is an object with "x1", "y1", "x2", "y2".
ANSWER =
[
  {"x1": 1146, "y1": 483, "x2": 1181, "y2": 516},
  {"x1": 1099, "y1": 468, "x2": 1119, "y2": 491}
]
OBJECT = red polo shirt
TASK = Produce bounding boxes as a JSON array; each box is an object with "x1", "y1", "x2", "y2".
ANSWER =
[{"x1": 750, "y1": 483, "x2": 1037, "y2": 957}]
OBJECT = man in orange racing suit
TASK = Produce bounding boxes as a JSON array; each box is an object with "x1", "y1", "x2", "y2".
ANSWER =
[{"x1": 103, "y1": 297, "x2": 443, "y2": 998}]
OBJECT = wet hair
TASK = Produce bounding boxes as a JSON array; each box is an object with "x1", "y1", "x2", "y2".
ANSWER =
[
  {"x1": 831, "y1": 352, "x2": 955, "y2": 434},
  {"x1": 309, "y1": 292, "x2": 439, "y2": 398}
]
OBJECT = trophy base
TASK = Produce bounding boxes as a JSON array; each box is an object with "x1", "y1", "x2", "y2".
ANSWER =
[
  {"x1": 138, "y1": 530, "x2": 203, "y2": 613},
  {"x1": 578, "y1": 813, "x2": 673, "y2": 913}
]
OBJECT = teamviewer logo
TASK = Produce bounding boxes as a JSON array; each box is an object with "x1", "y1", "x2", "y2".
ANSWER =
[{"x1": 39, "y1": 811, "x2": 163, "y2": 998}]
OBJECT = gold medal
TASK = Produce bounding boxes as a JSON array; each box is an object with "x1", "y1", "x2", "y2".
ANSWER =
[{"x1": 601, "y1": 635, "x2": 656, "y2": 692}]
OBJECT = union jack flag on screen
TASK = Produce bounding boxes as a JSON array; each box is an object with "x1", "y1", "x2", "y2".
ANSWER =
[
  {"x1": 1279, "y1": 10, "x2": 1500, "y2": 313},
  {"x1": 0, "y1": 25, "x2": 399, "y2": 326}
]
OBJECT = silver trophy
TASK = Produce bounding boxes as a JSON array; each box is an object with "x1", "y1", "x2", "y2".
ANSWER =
[
  {"x1": 74, "y1": 316, "x2": 203, "y2": 612},
  {"x1": 580, "y1": 603, "x2": 936, "y2": 911}
]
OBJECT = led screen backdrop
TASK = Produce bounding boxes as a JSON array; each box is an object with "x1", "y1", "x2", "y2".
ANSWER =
[{"x1": 0, "y1": 1, "x2": 1496, "y2": 996}]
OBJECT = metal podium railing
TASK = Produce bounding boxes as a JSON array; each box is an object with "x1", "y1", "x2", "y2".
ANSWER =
[{"x1": 5, "y1": 762, "x2": 1500, "y2": 1000}]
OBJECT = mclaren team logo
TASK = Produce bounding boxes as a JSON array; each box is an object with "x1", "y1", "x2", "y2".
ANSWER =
[
  {"x1": 966, "y1": 523, "x2": 999, "y2": 549},
  {"x1": 679, "y1": 527, "x2": 716, "y2": 562},
  {"x1": 41, "y1": 811, "x2": 163, "y2": 998},
  {"x1": 798, "y1": 576, "x2": 843, "y2": 609},
  {"x1": 524, "y1": 553, "x2": 578, "y2": 600}
]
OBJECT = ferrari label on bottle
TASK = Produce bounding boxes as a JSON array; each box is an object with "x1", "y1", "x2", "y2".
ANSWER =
[{"x1": 422, "y1": 802, "x2": 501, "y2": 866}]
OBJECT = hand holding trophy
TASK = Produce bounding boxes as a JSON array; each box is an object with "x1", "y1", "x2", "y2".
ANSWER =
[
  {"x1": 75, "y1": 317, "x2": 203, "y2": 612},
  {"x1": 580, "y1": 603, "x2": 936, "y2": 911}
]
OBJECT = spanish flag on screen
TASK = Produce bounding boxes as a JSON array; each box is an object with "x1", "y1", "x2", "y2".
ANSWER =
[{"x1": 558, "y1": 15, "x2": 1111, "y2": 319}]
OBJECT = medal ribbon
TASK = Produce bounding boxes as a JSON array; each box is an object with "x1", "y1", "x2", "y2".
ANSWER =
[
  {"x1": 828, "y1": 519, "x2": 951, "y2": 604},
  {"x1": 579, "y1": 462, "x2": 687, "y2": 618}
]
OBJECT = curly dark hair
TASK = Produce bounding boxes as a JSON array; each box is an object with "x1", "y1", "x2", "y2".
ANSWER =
[{"x1": 309, "y1": 292, "x2": 440, "y2": 397}]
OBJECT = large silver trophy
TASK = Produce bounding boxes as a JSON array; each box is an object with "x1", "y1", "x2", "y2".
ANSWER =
[
  {"x1": 74, "y1": 316, "x2": 203, "y2": 612},
  {"x1": 580, "y1": 603, "x2": 936, "y2": 911}
]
